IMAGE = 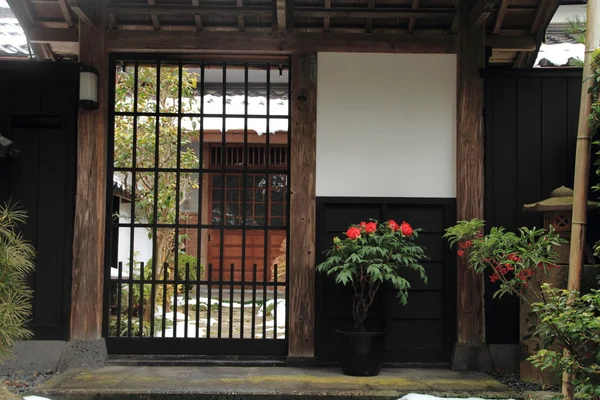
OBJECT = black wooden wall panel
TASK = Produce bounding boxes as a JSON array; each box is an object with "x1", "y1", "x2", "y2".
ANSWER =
[
  {"x1": 315, "y1": 198, "x2": 456, "y2": 364},
  {"x1": 0, "y1": 61, "x2": 79, "y2": 340},
  {"x1": 484, "y1": 68, "x2": 598, "y2": 345}
]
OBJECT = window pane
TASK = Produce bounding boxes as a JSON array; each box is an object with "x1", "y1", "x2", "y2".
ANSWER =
[
  {"x1": 226, "y1": 189, "x2": 240, "y2": 202},
  {"x1": 137, "y1": 64, "x2": 157, "y2": 113},
  {"x1": 115, "y1": 61, "x2": 135, "y2": 113},
  {"x1": 160, "y1": 63, "x2": 180, "y2": 113}
]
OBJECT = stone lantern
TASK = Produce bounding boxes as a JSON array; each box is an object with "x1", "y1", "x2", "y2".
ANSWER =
[{"x1": 519, "y1": 186, "x2": 597, "y2": 384}]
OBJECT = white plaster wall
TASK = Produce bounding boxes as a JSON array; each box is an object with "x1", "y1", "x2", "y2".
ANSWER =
[
  {"x1": 316, "y1": 53, "x2": 457, "y2": 198},
  {"x1": 117, "y1": 201, "x2": 153, "y2": 270}
]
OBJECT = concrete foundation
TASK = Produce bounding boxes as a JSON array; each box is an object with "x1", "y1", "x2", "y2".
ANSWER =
[
  {"x1": 489, "y1": 344, "x2": 519, "y2": 372},
  {"x1": 0, "y1": 341, "x2": 66, "y2": 375},
  {"x1": 56, "y1": 339, "x2": 108, "y2": 372},
  {"x1": 35, "y1": 365, "x2": 519, "y2": 400},
  {"x1": 451, "y1": 343, "x2": 493, "y2": 372}
]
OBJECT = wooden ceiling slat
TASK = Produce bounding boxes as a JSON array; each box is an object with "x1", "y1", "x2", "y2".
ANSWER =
[
  {"x1": 275, "y1": 0, "x2": 286, "y2": 31},
  {"x1": 106, "y1": 4, "x2": 273, "y2": 17}
]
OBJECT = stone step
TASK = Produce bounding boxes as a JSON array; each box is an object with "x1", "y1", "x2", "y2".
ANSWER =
[{"x1": 107, "y1": 355, "x2": 286, "y2": 367}]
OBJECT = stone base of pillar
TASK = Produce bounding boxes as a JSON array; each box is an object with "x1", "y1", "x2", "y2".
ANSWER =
[
  {"x1": 451, "y1": 343, "x2": 493, "y2": 372},
  {"x1": 57, "y1": 339, "x2": 108, "y2": 372}
]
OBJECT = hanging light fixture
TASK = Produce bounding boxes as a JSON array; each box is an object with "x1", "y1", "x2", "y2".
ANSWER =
[{"x1": 79, "y1": 65, "x2": 98, "y2": 110}]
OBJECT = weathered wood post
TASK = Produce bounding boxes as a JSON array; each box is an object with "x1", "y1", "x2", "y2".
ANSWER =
[
  {"x1": 58, "y1": 0, "x2": 109, "y2": 371},
  {"x1": 288, "y1": 52, "x2": 317, "y2": 364},
  {"x1": 452, "y1": 0, "x2": 489, "y2": 371}
]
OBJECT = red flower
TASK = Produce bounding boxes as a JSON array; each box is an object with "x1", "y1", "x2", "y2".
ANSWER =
[
  {"x1": 345, "y1": 227, "x2": 361, "y2": 240},
  {"x1": 388, "y1": 220, "x2": 400, "y2": 232},
  {"x1": 457, "y1": 250, "x2": 465, "y2": 257},
  {"x1": 365, "y1": 222, "x2": 377, "y2": 234},
  {"x1": 400, "y1": 221, "x2": 413, "y2": 236},
  {"x1": 359, "y1": 221, "x2": 367, "y2": 228}
]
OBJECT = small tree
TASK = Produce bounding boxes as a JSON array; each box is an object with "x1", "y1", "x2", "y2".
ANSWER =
[
  {"x1": 0, "y1": 202, "x2": 35, "y2": 361},
  {"x1": 114, "y1": 65, "x2": 200, "y2": 313}
]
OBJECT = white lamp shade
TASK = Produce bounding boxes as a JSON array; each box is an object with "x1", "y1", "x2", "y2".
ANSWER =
[{"x1": 79, "y1": 70, "x2": 98, "y2": 108}]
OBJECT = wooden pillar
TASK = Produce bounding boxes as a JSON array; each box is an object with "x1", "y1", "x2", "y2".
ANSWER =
[
  {"x1": 70, "y1": 4, "x2": 108, "y2": 341},
  {"x1": 288, "y1": 52, "x2": 317, "y2": 361},
  {"x1": 453, "y1": 0, "x2": 487, "y2": 370}
]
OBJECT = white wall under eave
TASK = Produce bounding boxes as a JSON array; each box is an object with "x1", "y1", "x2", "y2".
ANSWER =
[{"x1": 316, "y1": 52, "x2": 457, "y2": 198}]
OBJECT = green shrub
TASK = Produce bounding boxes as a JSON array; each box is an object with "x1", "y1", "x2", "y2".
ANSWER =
[{"x1": 0, "y1": 202, "x2": 36, "y2": 361}]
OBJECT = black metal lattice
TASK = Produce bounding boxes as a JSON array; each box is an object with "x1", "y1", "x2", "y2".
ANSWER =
[{"x1": 104, "y1": 55, "x2": 291, "y2": 355}]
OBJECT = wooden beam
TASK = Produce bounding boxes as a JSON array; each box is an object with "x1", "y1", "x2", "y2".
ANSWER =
[
  {"x1": 288, "y1": 51, "x2": 317, "y2": 361},
  {"x1": 105, "y1": 29, "x2": 536, "y2": 54},
  {"x1": 486, "y1": 34, "x2": 535, "y2": 50},
  {"x1": 407, "y1": 0, "x2": 419, "y2": 34},
  {"x1": 453, "y1": 0, "x2": 485, "y2": 369},
  {"x1": 106, "y1": 4, "x2": 272, "y2": 17},
  {"x1": 469, "y1": 0, "x2": 495, "y2": 28},
  {"x1": 275, "y1": 0, "x2": 286, "y2": 31},
  {"x1": 296, "y1": 7, "x2": 456, "y2": 19},
  {"x1": 492, "y1": 0, "x2": 509, "y2": 34},
  {"x1": 71, "y1": 1, "x2": 107, "y2": 341},
  {"x1": 58, "y1": 0, "x2": 74, "y2": 27},
  {"x1": 6, "y1": 0, "x2": 50, "y2": 59},
  {"x1": 191, "y1": 0, "x2": 203, "y2": 31},
  {"x1": 68, "y1": 0, "x2": 95, "y2": 26},
  {"x1": 28, "y1": 27, "x2": 78, "y2": 43},
  {"x1": 106, "y1": 30, "x2": 456, "y2": 54}
]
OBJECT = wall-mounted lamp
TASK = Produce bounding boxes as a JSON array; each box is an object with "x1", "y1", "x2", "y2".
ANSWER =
[{"x1": 79, "y1": 65, "x2": 98, "y2": 110}]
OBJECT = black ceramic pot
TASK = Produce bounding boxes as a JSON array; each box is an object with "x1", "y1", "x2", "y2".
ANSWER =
[{"x1": 335, "y1": 329, "x2": 387, "y2": 376}]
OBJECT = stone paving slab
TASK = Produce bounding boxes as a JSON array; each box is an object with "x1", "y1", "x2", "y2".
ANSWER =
[{"x1": 35, "y1": 366, "x2": 519, "y2": 400}]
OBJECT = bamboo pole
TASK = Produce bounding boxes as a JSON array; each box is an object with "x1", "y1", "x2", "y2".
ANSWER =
[{"x1": 564, "y1": 1, "x2": 600, "y2": 398}]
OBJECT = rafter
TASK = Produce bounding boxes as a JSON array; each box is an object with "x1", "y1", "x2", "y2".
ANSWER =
[
  {"x1": 492, "y1": 0, "x2": 509, "y2": 34},
  {"x1": 323, "y1": 0, "x2": 331, "y2": 32},
  {"x1": 407, "y1": 0, "x2": 419, "y2": 34},
  {"x1": 275, "y1": 0, "x2": 286, "y2": 31},
  {"x1": 469, "y1": 0, "x2": 496, "y2": 28},
  {"x1": 365, "y1": 0, "x2": 375, "y2": 33},
  {"x1": 6, "y1": 0, "x2": 49, "y2": 59},
  {"x1": 67, "y1": 0, "x2": 95, "y2": 25},
  {"x1": 192, "y1": 0, "x2": 203, "y2": 31},
  {"x1": 236, "y1": 0, "x2": 245, "y2": 31},
  {"x1": 58, "y1": 0, "x2": 74, "y2": 27},
  {"x1": 148, "y1": 0, "x2": 161, "y2": 30}
]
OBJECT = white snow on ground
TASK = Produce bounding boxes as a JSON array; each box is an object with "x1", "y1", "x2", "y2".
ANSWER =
[
  {"x1": 399, "y1": 395, "x2": 515, "y2": 400},
  {"x1": 24, "y1": 397, "x2": 52, "y2": 400},
  {"x1": 535, "y1": 42, "x2": 585, "y2": 67}
]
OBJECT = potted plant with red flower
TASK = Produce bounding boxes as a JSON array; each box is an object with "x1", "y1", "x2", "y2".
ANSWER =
[{"x1": 316, "y1": 219, "x2": 428, "y2": 376}]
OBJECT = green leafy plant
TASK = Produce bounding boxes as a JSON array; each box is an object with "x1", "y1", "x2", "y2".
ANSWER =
[
  {"x1": 529, "y1": 285, "x2": 600, "y2": 400},
  {"x1": 0, "y1": 202, "x2": 36, "y2": 361},
  {"x1": 444, "y1": 219, "x2": 600, "y2": 400},
  {"x1": 444, "y1": 219, "x2": 565, "y2": 301},
  {"x1": 316, "y1": 220, "x2": 428, "y2": 331}
]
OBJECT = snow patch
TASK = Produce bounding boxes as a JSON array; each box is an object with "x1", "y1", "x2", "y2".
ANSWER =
[{"x1": 398, "y1": 394, "x2": 515, "y2": 400}]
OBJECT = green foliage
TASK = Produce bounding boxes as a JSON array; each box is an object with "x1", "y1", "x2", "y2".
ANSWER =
[
  {"x1": 114, "y1": 65, "x2": 201, "y2": 269},
  {"x1": 316, "y1": 220, "x2": 428, "y2": 331},
  {"x1": 146, "y1": 252, "x2": 203, "y2": 283},
  {"x1": 565, "y1": 16, "x2": 587, "y2": 45},
  {"x1": 529, "y1": 284, "x2": 600, "y2": 400},
  {"x1": 0, "y1": 202, "x2": 36, "y2": 361},
  {"x1": 444, "y1": 219, "x2": 566, "y2": 301},
  {"x1": 108, "y1": 314, "x2": 173, "y2": 337}
]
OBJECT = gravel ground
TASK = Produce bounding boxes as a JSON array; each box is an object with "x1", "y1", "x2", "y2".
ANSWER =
[
  {"x1": 1, "y1": 371, "x2": 56, "y2": 396},
  {"x1": 490, "y1": 371, "x2": 560, "y2": 394}
]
